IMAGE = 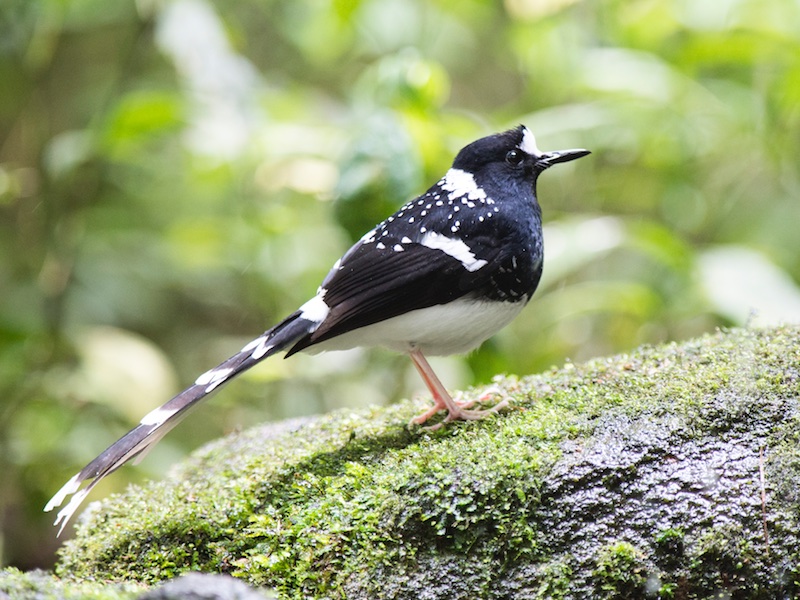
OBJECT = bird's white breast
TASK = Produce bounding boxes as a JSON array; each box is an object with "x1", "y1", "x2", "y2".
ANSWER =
[{"x1": 306, "y1": 297, "x2": 528, "y2": 357}]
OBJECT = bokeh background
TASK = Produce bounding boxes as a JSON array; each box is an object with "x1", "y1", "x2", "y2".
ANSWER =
[{"x1": 2, "y1": 0, "x2": 800, "y2": 570}]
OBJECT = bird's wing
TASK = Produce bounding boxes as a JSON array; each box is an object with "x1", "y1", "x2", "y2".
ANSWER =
[{"x1": 289, "y1": 233, "x2": 505, "y2": 353}]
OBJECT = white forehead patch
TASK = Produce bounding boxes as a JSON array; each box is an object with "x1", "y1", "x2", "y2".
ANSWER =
[
  {"x1": 518, "y1": 127, "x2": 541, "y2": 156},
  {"x1": 419, "y1": 231, "x2": 487, "y2": 272}
]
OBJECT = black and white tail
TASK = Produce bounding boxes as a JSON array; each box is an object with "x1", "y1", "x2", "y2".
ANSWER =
[{"x1": 44, "y1": 310, "x2": 315, "y2": 535}]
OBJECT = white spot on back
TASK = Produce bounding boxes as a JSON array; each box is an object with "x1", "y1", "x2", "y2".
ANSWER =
[
  {"x1": 298, "y1": 292, "x2": 330, "y2": 324},
  {"x1": 439, "y1": 169, "x2": 488, "y2": 202},
  {"x1": 419, "y1": 231, "x2": 487, "y2": 272}
]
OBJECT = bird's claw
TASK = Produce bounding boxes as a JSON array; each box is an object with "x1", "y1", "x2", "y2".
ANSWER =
[{"x1": 409, "y1": 390, "x2": 509, "y2": 431}]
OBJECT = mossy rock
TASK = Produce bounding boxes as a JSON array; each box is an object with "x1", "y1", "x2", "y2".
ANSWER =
[
  {"x1": 55, "y1": 326, "x2": 800, "y2": 599},
  {"x1": 0, "y1": 568, "x2": 273, "y2": 600},
  {"x1": 0, "y1": 568, "x2": 145, "y2": 600}
]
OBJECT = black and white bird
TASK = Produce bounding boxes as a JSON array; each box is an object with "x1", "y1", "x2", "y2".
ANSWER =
[{"x1": 45, "y1": 125, "x2": 589, "y2": 533}]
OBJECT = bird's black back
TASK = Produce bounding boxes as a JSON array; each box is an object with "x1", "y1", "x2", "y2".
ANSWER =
[{"x1": 289, "y1": 125, "x2": 547, "y2": 353}]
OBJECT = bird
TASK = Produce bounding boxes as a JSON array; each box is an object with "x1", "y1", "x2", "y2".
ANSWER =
[{"x1": 44, "y1": 125, "x2": 589, "y2": 534}]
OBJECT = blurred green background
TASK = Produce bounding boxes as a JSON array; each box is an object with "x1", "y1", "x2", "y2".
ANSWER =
[{"x1": 2, "y1": 0, "x2": 800, "y2": 570}]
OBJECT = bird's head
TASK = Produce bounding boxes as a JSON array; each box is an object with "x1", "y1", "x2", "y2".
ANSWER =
[{"x1": 452, "y1": 125, "x2": 590, "y2": 187}]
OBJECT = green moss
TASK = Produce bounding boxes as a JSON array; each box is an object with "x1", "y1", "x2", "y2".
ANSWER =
[
  {"x1": 653, "y1": 528, "x2": 685, "y2": 570},
  {"x1": 528, "y1": 559, "x2": 573, "y2": 600},
  {"x1": 0, "y1": 567, "x2": 144, "y2": 600},
  {"x1": 687, "y1": 526, "x2": 763, "y2": 594},
  {"x1": 53, "y1": 326, "x2": 800, "y2": 598},
  {"x1": 591, "y1": 541, "x2": 647, "y2": 599}
]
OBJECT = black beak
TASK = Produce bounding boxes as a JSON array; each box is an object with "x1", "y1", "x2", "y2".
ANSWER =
[{"x1": 538, "y1": 148, "x2": 591, "y2": 168}]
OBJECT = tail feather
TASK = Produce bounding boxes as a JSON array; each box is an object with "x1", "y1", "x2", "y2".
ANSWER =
[{"x1": 44, "y1": 311, "x2": 314, "y2": 535}]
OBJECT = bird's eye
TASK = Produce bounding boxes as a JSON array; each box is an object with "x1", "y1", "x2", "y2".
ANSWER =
[{"x1": 505, "y1": 149, "x2": 524, "y2": 166}]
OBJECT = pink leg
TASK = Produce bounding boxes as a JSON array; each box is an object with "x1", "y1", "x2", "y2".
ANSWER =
[{"x1": 407, "y1": 349, "x2": 508, "y2": 430}]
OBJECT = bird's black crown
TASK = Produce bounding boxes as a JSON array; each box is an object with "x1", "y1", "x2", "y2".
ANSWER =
[{"x1": 453, "y1": 125, "x2": 527, "y2": 165}]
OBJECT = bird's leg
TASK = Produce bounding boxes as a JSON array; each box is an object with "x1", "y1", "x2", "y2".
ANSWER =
[{"x1": 408, "y1": 349, "x2": 509, "y2": 430}]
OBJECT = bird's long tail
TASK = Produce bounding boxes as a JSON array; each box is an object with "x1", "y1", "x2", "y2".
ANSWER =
[{"x1": 44, "y1": 310, "x2": 314, "y2": 535}]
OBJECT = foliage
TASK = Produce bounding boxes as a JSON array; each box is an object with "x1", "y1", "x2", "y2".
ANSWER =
[{"x1": 1, "y1": 0, "x2": 799, "y2": 570}]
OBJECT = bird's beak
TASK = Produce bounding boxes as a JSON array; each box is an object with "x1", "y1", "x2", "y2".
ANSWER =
[{"x1": 538, "y1": 148, "x2": 591, "y2": 167}]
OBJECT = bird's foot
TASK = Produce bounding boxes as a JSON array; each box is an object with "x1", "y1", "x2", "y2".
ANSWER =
[
  {"x1": 409, "y1": 400, "x2": 447, "y2": 427},
  {"x1": 428, "y1": 399, "x2": 510, "y2": 432},
  {"x1": 452, "y1": 384, "x2": 503, "y2": 409},
  {"x1": 409, "y1": 387, "x2": 509, "y2": 431}
]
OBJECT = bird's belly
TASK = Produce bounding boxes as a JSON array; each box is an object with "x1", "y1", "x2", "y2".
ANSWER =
[{"x1": 307, "y1": 297, "x2": 528, "y2": 356}]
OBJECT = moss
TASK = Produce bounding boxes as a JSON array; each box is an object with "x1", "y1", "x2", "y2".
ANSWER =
[
  {"x1": 54, "y1": 326, "x2": 800, "y2": 598},
  {"x1": 0, "y1": 567, "x2": 144, "y2": 600},
  {"x1": 527, "y1": 558, "x2": 573, "y2": 600},
  {"x1": 653, "y1": 528, "x2": 685, "y2": 570},
  {"x1": 591, "y1": 541, "x2": 648, "y2": 599},
  {"x1": 685, "y1": 526, "x2": 767, "y2": 596}
]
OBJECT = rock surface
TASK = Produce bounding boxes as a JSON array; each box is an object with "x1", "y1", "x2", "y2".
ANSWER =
[
  {"x1": 138, "y1": 573, "x2": 275, "y2": 600},
  {"x1": 48, "y1": 326, "x2": 800, "y2": 599}
]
